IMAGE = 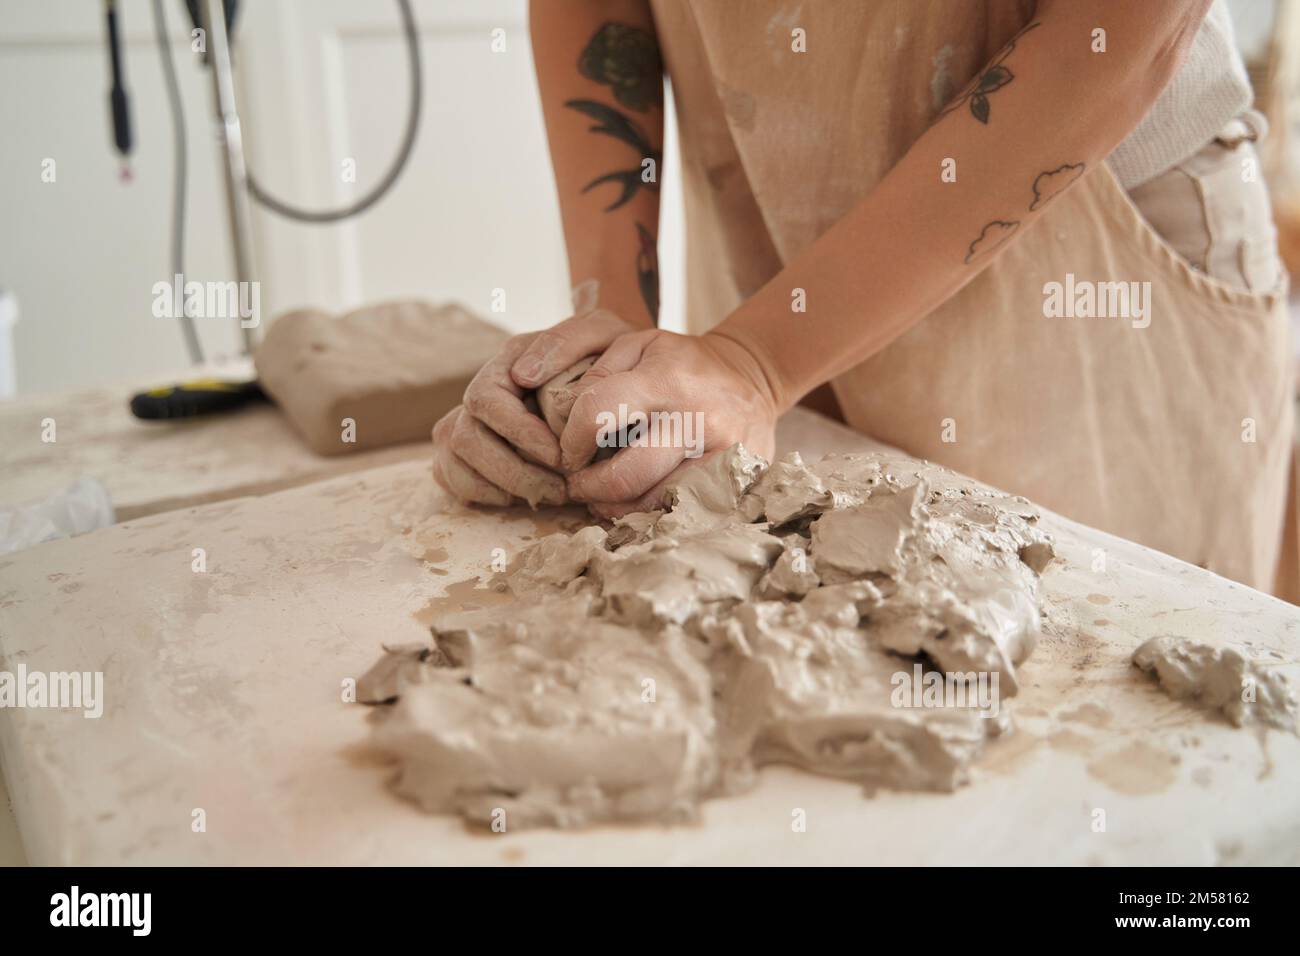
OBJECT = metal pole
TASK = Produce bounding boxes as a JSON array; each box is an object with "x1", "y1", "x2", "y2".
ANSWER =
[{"x1": 203, "y1": 0, "x2": 258, "y2": 355}]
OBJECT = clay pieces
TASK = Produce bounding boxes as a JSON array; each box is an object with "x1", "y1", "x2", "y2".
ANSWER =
[
  {"x1": 533, "y1": 356, "x2": 620, "y2": 474},
  {"x1": 1133, "y1": 636, "x2": 1299, "y2": 732},
  {"x1": 254, "y1": 301, "x2": 508, "y2": 456},
  {"x1": 536, "y1": 357, "x2": 595, "y2": 437},
  {"x1": 358, "y1": 447, "x2": 1058, "y2": 829}
]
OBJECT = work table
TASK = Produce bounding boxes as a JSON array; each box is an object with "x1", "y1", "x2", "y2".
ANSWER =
[
  {"x1": 1, "y1": 408, "x2": 1297, "y2": 864},
  {"x1": 0, "y1": 363, "x2": 430, "y2": 522}
]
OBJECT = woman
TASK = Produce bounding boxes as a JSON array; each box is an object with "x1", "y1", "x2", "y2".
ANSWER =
[{"x1": 433, "y1": 0, "x2": 1292, "y2": 593}]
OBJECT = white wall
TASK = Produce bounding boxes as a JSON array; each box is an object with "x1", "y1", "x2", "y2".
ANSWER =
[
  {"x1": 1225, "y1": 0, "x2": 1278, "y2": 61},
  {"x1": 0, "y1": 0, "x2": 686, "y2": 396}
]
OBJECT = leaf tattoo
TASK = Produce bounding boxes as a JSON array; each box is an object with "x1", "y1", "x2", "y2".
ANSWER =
[
  {"x1": 937, "y1": 22, "x2": 1041, "y2": 125},
  {"x1": 964, "y1": 220, "x2": 1020, "y2": 264},
  {"x1": 969, "y1": 66, "x2": 1012, "y2": 123},
  {"x1": 578, "y1": 22, "x2": 664, "y2": 112},
  {"x1": 565, "y1": 99, "x2": 652, "y2": 153},
  {"x1": 635, "y1": 223, "x2": 660, "y2": 323},
  {"x1": 565, "y1": 99, "x2": 663, "y2": 211}
]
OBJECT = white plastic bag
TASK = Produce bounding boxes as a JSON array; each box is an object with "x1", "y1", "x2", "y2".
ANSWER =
[{"x1": 0, "y1": 476, "x2": 115, "y2": 555}]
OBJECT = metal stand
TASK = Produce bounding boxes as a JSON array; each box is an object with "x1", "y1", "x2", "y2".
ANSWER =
[{"x1": 203, "y1": 0, "x2": 258, "y2": 355}]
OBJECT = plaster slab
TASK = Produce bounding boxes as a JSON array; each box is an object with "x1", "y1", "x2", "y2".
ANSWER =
[
  {"x1": 0, "y1": 361, "x2": 429, "y2": 522},
  {"x1": 0, "y1": 409, "x2": 1297, "y2": 864}
]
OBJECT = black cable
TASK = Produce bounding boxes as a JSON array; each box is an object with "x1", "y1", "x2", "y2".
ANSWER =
[
  {"x1": 152, "y1": 0, "x2": 204, "y2": 365},
  {"x1": 244, "y1": 0, "x2": 422, "y2": 223},
  {"x1": 148, "y1": 0, "x2": 417, "y2": 364}
]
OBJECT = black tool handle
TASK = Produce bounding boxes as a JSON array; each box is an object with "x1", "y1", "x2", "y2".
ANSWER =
[
  {"x1": 129, "y1": 380, "x2": 268, "y2": 421},
  {"x1": 106, "y1": 1, "x2": 132, "y2": 155}
]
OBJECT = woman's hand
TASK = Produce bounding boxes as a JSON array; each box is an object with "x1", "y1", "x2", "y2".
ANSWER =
[
  {"x1": 560, "y1": 329, "x2": 778, "y2": 517},
  {"x1": 431, "y1": 310, "x2": 636, "y2": 507}
]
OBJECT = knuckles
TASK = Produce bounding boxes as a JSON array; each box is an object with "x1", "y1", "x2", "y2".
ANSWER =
[
  {"x1": 503, "y1": 332, "x2": 534, "y2": 353},
  {"x1": 450, "y1": 410, "x2": 484, "y2": 449},
  {"x1": 460, "y1": 387, "x2": 495, "y2": 420},
  {"x1": 430, "y1": 407, "x2": 461, "y2": 446},
  {"x1": 527, "y1": 329, "x2": 564, "y2": 359}
]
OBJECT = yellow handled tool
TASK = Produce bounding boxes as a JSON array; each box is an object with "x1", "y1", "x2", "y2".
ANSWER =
[{"x1": 129, "y1": 378, "x2": 268, "y2": 420}]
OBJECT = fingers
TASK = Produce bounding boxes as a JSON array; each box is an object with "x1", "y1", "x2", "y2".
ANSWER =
[
  {"x1": 432, "y1": 410, "x2": 514, "y2": 507},
  {"x1": 576, "y1": 328, "x2": 656, "y2": 389},
  {"x1": 567, "y1": 443, "x2": 684, "y2": 503},
  {"x1": 510, "y1": 310, "x2": 632, "y2": 389},
  {"x1": 585, "y1": 453, "x2": 712, "y2": 518},
  {"x1": 463, "y1": 336, "x2": 562, "y2": 470},
  {"x1": 452, "y1": 411, "x2": 567, "y2": 507},
  {"x1": 548, "y1": 330, "x2": 658, "y2": 449},
  {"x1": 559, "y1": 368, "x2": 663, "y2": 473},
  {"x1": 436, "y1": 454, "x2": 514, "y2": 507}
]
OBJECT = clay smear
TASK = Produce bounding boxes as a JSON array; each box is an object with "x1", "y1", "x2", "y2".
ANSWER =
[{"x1": 358, "y1": 446, "x2": 1062, "y2": 829}]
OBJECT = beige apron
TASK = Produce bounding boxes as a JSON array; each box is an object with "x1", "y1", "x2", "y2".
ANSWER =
[{"x1": 651, "y1": 0, "x2": 1294, "y2": 593}]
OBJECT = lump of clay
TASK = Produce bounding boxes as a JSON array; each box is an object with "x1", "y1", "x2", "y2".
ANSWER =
[
  {"x1": 758, "y1": 536, "x2": 820, "y2": 598},
  {"x1": 811, "y1": 481, "x2": 922, "y2": 578},
  {"x1": 255, "y1": 300, "x2": 508, "y2": 456},
  {"x1": 359, "y1": 599, "x2": 719, "y2": 828},
  {"x1": 655, "y1": 444, "x2": 768, "y2": 535},
  {"x1": 704, "y1": 598, "x2": 995, "y2": 792},
  {"x1": 536, "y1": 357, "x2": 595, "y2": 436},
  {"x1": 533, "y1": 356, "x2": 624, "y2": 476},
  {"x1": 503, "y1": 525, "x2": 608, "y2": 596},
  {"x1": 593, "y1": 523, "x2": 784, "y2": 626},
  {"x1": 1133, "y1": 636, "x2": 1299, "y2": 732},
  {"x1": 359, "y1": 445, "x2": 1058, "y2": 829},
  {"x1": 751, "y1": 451, "x2": 833, "y2": 524}
]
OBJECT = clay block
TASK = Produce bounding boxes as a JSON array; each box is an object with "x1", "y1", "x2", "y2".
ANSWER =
[{"x1": 254, "y1": 301, "x2": 507, "y2": 456}]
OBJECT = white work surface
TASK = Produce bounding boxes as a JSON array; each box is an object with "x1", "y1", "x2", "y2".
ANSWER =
[
  {"x1": 1, "y1": 409, "x2": 1298, "y2": 865},
  {"x1": 0, "y1": 363, "x2": 429, "y2": 521}
]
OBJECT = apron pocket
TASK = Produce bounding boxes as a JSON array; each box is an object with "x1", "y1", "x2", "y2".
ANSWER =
[{"x1": 1122, "y1": 141, "x2": 1287, "y2": 303}]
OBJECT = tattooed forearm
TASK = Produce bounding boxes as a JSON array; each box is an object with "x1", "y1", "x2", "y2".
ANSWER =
[
  {"x1": 635, "y1": 223, "x2": 660, "y2": 323},
  {"x1": 578, "y1": 22, "x2": 663, "y2": 112},
  {"x1": 962, "y1": 161, "x2": 1086, "y2": 264},
  {"x1": 565, "y1": 21, "x2": 665, "y2": 210},
  {"x1": 565, "y1": 22, "x2": 664, "y2": 319},
  {"x1": 1030, "y1": 162, "x2": 1086, "y2": 210},
  {"x1": 964, "y1": 220, "x2": 1020, "y2": 264},
  {"x1": 565, "y1": 99, "x2": 663, "y2": 210},
  {"x1": 936, "y1": 21, "x2": 1041, "y2": 124}
]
